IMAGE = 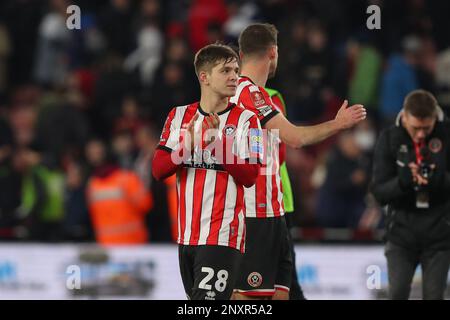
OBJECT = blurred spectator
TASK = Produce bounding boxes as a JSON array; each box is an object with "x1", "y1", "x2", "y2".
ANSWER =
[
  {"x1": 380, "y1": 35, "x2": 420, "y2": 125},
  {"x1": 134, "y1": 125, "x2": 173, "y2": 242},
  {"x1": 282, "y1": 21, "x2": 334, "y2": 122},
  {"x1": 187, "y1": 0, "x2": 228, "y2": 52},
  {"x1": 436, "y1": 46, "x2": 450, "y2": 115},
  {"x1": 0, "y1": 23, "x2": 11, "y2": 96},
  {"x1": 85, "y1": 139, "x2": 153, "y2": 245},
  {"x1": 149, "y1": 61, "x2": 197, "y2": 127},
  {"x1": 223, "y1": 1, "x2": 259, "y2": 44},
  {"x1": 161, "y1": 37, "x2": 199, "y2": 99},
  {"x1": 33, "y1": 0, "x2": 72, "y2": 88},
  {"x1": 91, "y1": 54, "x2": 136, "y2": 138},
  {"x1": 111, "y1": 130, "x2": 136, "y2": 170},
  {"x1": 0, "y1": 108, "x2": 14, "y2": 148},
  {"x1": 65, "y1": 70, "x2": 94, "y2": 111},
  {"x1": 63, "y1": 160, "x2": 92, "y2": 241},
  {"x1": 414, "y1": 35, "x2": 437, "y2": 94},
  {"x1": 165, "y1": 37, "x2": 191, "y2": 65},
  {"x1": 353, "y1": 117, "x2": 377, "y2": 155},
  {"x1": 13, "y1": 144, "x2": 65, "y2": 242},
  {"x1": 113, "y1": 96, "x2": 147, "y2": 135},
  {"x1": 283, "y1": 17, "x2": 308, "y2": 65},
  {"x1": 34, "y1": 90, "x2": 90, "y2": 166},
  {"x1": 0, "y1": 115, "x2": 21, "y2": 239},
  {"x1": 348, "y1": 40, "x2": 382, "y2": 112},
  {"x1": 84, "y1": 137, "x2": 106, "y2": 176},
  {"x1": 98, "y1": 0, "x2": 134, "y2": 56},
  {"x1": 68, "y1": 12, "x2": 106, "y2": 69},
  {"x1": 9, "y1": 104, "x2": 38, "y2": 148},
  {"x1": 133, "y1": 126, "x2": 157, "y2": 189},
  {"x1": 0, "y1": 0, "x2": 44, "y2": 87},
  {"x1": 315, "y1": 125, "x2": 373, "y2": 228},
  {"x1": 124, "y1": 0, "x2": 164, "y2": 86}
]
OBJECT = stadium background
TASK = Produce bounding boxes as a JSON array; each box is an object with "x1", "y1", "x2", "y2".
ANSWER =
[{"x1": 0, "y1": 0, "x2": 449, "y2": 299}]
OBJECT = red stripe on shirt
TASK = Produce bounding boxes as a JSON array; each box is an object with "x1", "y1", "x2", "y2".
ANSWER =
[
  {"x1": 240, "y1": 217, "x2": 246, "y2": 252},
  {"x1": 189, "y1": 169, "x2": 207, "y2": 245},
  {"x1": 178, "y1": 168, "x2": 188, "y2": 243},
  {"x1": 271, "y1": 171, "x2": 281, "y2": 216},
  {"x1": 206, "y1": 172, "x2": 228, "y2": 245},
  {"x1": 255, "y1": 173, "x2": 267, "y2": 218},
  {"x1": 228, "y1": 185, "x2": 243, "y2": 249},
  {"x1": 271, "y1": 140, "x2": 281, "y2": 216}
]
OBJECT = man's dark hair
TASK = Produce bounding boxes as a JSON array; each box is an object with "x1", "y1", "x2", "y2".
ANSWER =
[
  {"x1": 194, "y1": 43, "x2": 239, "y2": 77},
  {"x1": 404, "y1": 89, "x2": 438, "y2": 118},
  {"x1": 238, "y1": 23, "x2": 278, "y2": 56}
]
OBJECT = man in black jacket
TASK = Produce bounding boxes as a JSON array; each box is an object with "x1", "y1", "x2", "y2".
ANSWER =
[{"x1": 371, "y1": 90, "x2": 450, "y2": 300}]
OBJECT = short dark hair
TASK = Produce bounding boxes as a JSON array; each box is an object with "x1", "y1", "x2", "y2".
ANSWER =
[
  {"x1": 238, "y1": 23, "x2": 278, "y2": 57},
  {"x1": 194, "y1": 43, "x2": 239, "y2": 76},
  {"x1": 403, "y1": 90, "x2": 438, "y2": 118}
]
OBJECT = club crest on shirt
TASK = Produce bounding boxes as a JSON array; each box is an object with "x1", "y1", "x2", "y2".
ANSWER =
[
  {"x1": 223, "y1": 124, "x2": 237, "y2": 136},
  {"x1": 247, "y1": 272, "x2": 263, "y2": 288},
  {"x1": 429, "y1": 138, "x2": 442, "y2": 153}
]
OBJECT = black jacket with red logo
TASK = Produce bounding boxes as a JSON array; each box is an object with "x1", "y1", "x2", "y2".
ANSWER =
[{"x1": 370, "y1": 109, "x2": 450, "y2": 249}]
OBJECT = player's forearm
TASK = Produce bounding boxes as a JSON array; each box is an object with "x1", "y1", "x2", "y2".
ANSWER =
[
  {"x1": 267, "y1": 113, "x2": 342, "y2": 149},
  {"x1": 222, "y1": 160, "x2": 259, "y2": 188},
  {"x1": 152, "y1": 147, "x2": 185, "y2": 181},
  {"x1": 280, "y1": 119, "x2": 341, "y2": 148},
  {"x1": 216, "y1": 138, "x2": 260, "y2": 188},
  {"x1": 293, "y1": 119, "x2": 341, "y2": 148}
]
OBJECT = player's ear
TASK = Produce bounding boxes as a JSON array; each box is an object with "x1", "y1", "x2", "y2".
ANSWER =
[
  {"x1": 268, "y1": 46, "x2": 277, "y2": 60},
  {"x1": 199, "y1": 71, "x2": 209, "y2": 85}
]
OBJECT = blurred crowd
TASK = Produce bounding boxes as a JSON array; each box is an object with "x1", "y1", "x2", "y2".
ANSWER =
[{"x1": 0, "y1": 0, "x2": 450, "y2": 243}]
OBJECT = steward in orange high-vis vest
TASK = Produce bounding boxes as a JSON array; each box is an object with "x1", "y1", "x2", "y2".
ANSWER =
[{"x1": 87, "y1": 164, "x2": 153, "y2": 245}]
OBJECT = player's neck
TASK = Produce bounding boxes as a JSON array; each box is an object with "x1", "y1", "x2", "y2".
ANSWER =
[
  {"x1": 199, "y1": 92, "x2": 229, "y2": 114},
  {"x1": 240, "y1": 62, "x2": 269, "y2": 87}
]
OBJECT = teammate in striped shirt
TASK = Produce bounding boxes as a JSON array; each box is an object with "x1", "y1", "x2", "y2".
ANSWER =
[
  {"x1": 152, "y1": 44, "x2": 263, "y2": 300},
  {"x1": 232, "y1": 24, "x2": 367, "y2": 300}
]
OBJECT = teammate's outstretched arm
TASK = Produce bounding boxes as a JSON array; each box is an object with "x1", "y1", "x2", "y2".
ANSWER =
[{"x1": 265, "y1": 100, "x2": 366, "y2": 148}]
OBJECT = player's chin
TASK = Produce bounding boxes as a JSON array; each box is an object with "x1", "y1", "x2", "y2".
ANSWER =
[{"x1": 224, "y1": 87, "x2": 237, "y2": 97}]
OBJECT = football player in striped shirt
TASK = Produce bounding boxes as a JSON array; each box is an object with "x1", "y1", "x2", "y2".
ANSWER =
[
  {"x1": 232, "y1": 24, "x2": 366, "y2": 300},
  {"x1": 152, "y1": 44, "x2": 263, "y2": 300}
]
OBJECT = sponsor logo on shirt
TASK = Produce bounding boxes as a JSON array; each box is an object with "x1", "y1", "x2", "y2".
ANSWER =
[{"x1": 249, "y1": 128, "x2": 263, "y2": 157}]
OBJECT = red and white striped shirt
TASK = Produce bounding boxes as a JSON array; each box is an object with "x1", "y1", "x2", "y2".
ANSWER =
[
  {"x1": 157, "y1": 102, "x2": 262, "y2": 252},
  {"x1": 230, "y1": 76, "x2": 285, "y2": 218}
]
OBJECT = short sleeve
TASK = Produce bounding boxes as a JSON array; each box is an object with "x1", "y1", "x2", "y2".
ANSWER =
[
  {"x1": 234, "y1": 114, "x2": 263, "y2": 163},
  {"x1": 240, "y1": 85, "x2": 279, "y2": 127},
  {"x1": 157, "y1": 108, "x2": 181, "y2": 152}
]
